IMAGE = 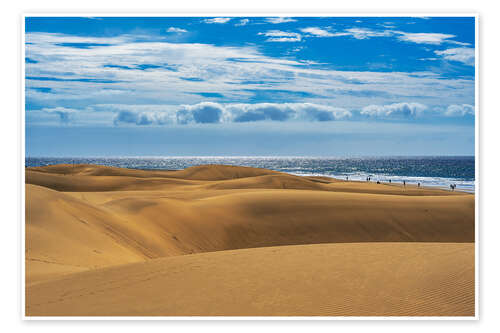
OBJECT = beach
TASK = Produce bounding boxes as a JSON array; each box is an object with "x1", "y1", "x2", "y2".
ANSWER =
[{"x1": 25, "y1": 164, "x2": 475, "y2": 316}]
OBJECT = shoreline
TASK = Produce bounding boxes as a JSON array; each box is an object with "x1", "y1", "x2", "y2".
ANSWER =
[{"x1": 298, "y1": 173, "x2": 475, "y2": 193}]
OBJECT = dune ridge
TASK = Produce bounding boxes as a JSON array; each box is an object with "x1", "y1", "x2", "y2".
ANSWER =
[{"x1": 25, "y1": 164, "x2": 475, "y2": 316}]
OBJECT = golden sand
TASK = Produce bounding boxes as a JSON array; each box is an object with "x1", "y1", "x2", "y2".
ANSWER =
[{"x1": 25, "y1": 164, "x2": 475, "y2": 316}]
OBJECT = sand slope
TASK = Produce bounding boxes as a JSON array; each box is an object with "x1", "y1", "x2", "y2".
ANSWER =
[
  {"x1": 26, "y1": 185, "x2": 148, "y2": 285},
  {"x1": 26, "y1": 243, "x2": 474, "y2": 316},
  {"x1": 25, "y1": 164, "x2": 475, "y2": 316}
]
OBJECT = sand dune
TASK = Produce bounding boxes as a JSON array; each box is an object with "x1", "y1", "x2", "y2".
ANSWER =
[
  {"x1": 26, "y1": 185, "x2": 148, "y2": 285},
  {"x1": 28, "y1": 163, "x2": 279, "y2": 180},
  {"x1": 25, "y1": 164, "x2": 475, "y2": 316},
  {"x1": 27, "y1": 164, "x2": 463, "y2": 196},
  {"x1": 26, "y1": 243, "x2": 474, "y2": 316}
]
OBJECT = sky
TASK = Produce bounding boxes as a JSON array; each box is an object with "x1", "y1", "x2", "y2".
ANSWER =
[{"x1": 25, "y1": 16, "x2": 475, "y2": 157}]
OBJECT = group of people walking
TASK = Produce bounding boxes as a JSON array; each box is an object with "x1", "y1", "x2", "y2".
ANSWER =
[{"x1": 346, "y1": 176, "x2": 458, "y2": 191}]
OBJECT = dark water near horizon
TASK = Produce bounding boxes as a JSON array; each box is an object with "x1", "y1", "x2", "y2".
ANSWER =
[{"x1": 26, "y1": 156, "x2": 475, "y2": 192}]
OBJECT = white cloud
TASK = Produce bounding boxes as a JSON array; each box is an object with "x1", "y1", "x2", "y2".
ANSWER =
[
  {"x1": 41, "y1": 107, "x2": 78, "y2": 123},
  {"x1": 445, "y1": 104, "x2": 475, "y2": 116},
  {"x1": 113, "y1": 110, "x2": 174, "y2": 125},
  {"x1": 435, "y1": 48, "x2": 475, "y2": 66},
  {"x1": 378, "y1": 22, "x2": 397, "y2": 29},
  {"x1": 328, "y1": 28, "x2": 392, "y2": 40},
  {"x1": 235, "y1": 19, "x2": 249, "y2": 26},
  {"x1": 258, "y1": 30, "x2": 302, "y2": 42},
  {"x1": 321, "y1": 28, "x2": 469, "y2": 46},
  {"x1": 203, "y1": 18, "x2": 231, "y2": 24},
  {"x1": 395, "y1": 32, "x2": 457, "y2": 45},
  {"x1": 361, "y1": 102, "x2": 427, "y2": 118},
  {"x1": 101, "y1": 104, "x2": 176, "y2": 125},
  {"x1": 266, "y1": 17, "x2": 296, "y2": 24},
  {"x1": 177, "y1": 102, "x2": 224, "y2": 124},
  {"x1": 300, "y1": 27, "x2": 334, "y2": 37},
  {"x1": 448, "y1": 40, "x2": 471, "y2": 46},
  {"x1": 167, "y1": 27, "x2": 187, "y2": 33}
]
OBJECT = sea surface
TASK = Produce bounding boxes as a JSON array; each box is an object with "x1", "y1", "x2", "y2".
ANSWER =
[{"x1": 26, "y1": 156, "x2": 476, "y2": 193}]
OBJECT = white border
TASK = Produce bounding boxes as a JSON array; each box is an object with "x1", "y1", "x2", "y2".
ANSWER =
[
  {"x1": 21, "y1": 12, "x2": 479, "y2": 321},
  {"x1": 20, "y1": 12, "x2": 26, "y2": 323}
]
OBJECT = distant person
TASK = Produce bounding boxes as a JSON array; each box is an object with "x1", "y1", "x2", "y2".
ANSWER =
[
  {"x1": 403, "y1": 180, "x2": 406, "y2": 187},
  {"x1": 450, "y1": 184, "x2": 454, "y2": 191},
  {"x1": 389, "y1": 179, "x2": 391, "y2": 183},
  {"x1": 346, "y1": 176, "x2": 348, "y2": 181},
  {"x1": 418, "y1": 182, "x2": 420, "y2": 187}
]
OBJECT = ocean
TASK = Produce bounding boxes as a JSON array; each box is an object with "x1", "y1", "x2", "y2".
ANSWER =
[{"x1": 26, "y1": 156, "x2": 476, "y2": 193}]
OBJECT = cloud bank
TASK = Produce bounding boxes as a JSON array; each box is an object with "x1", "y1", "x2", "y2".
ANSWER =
[
  {"x1": 94, "y1": 101, "x2": 475, "y2": 127},
  {"x1": 112, "y1": 102, "x2": 352, "y2": 125}
]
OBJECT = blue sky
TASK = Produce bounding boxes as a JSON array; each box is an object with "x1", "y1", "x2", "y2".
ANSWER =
[{"x1": 25, "y1": 16, "x2": 475, "y2": 156}]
